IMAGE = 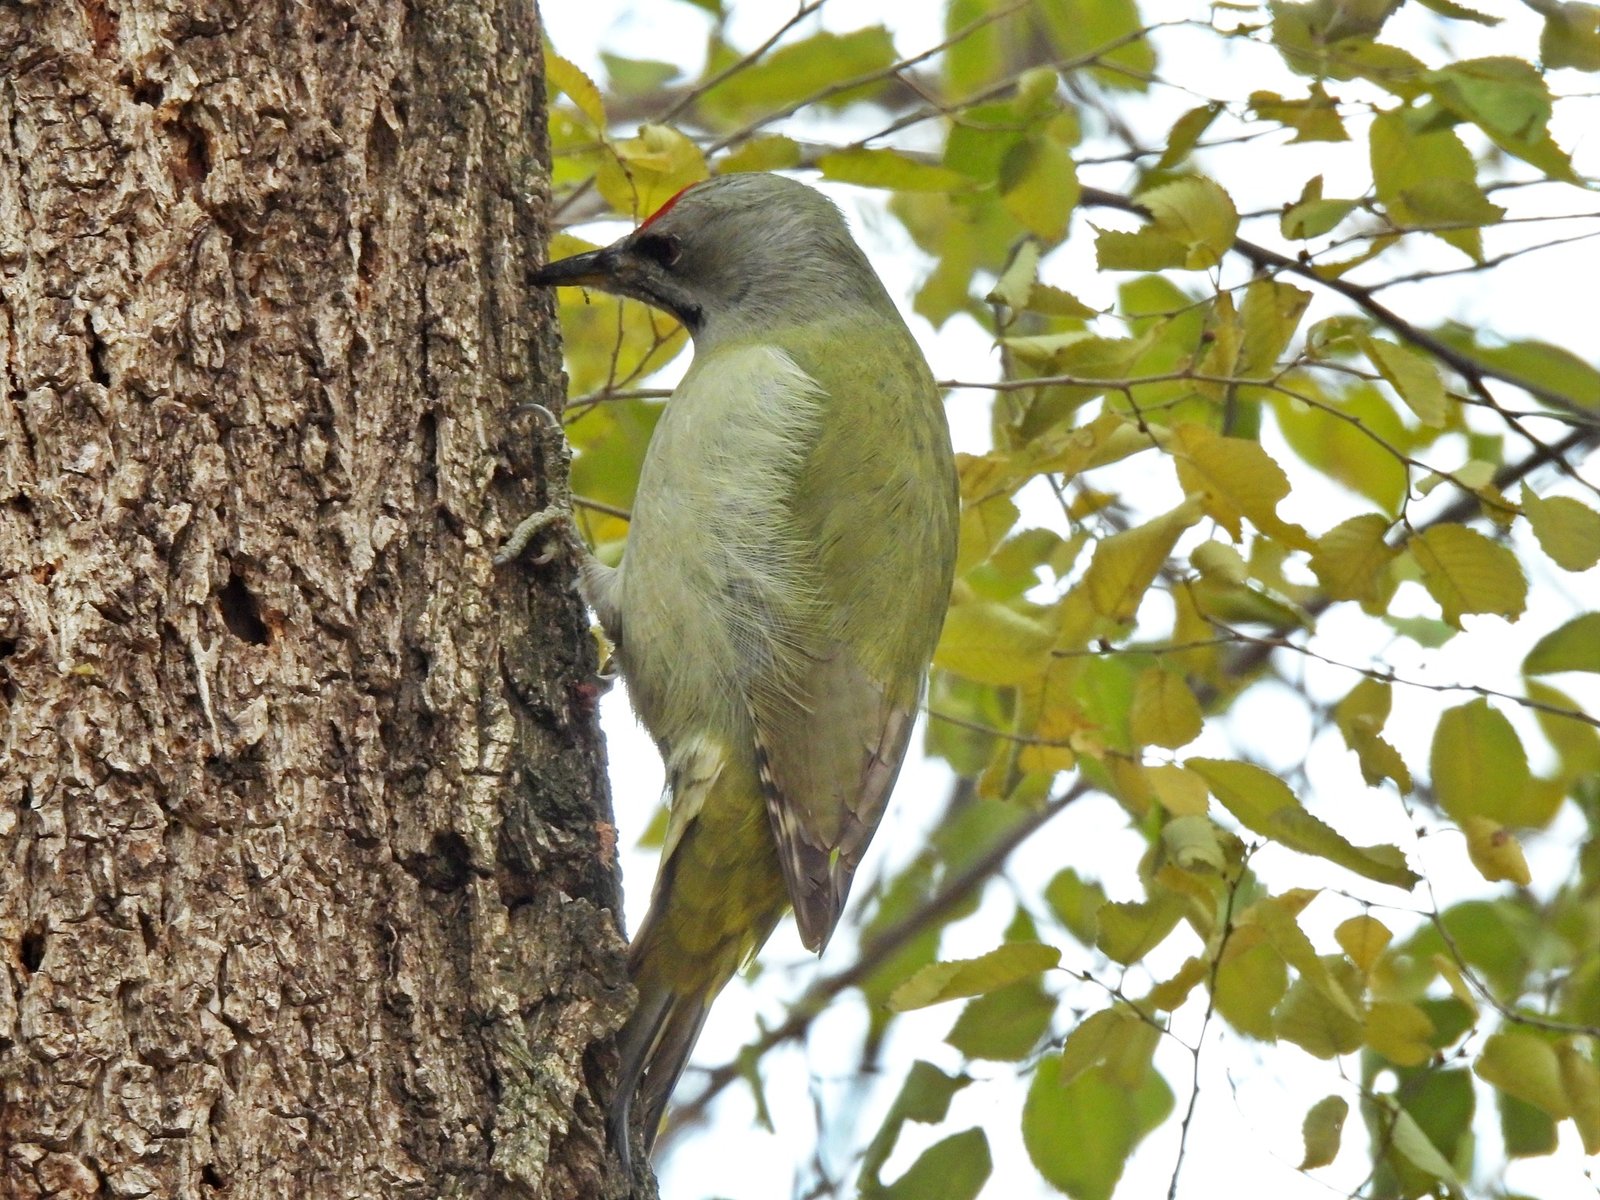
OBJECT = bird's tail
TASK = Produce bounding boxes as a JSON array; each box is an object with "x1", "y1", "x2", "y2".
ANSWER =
[{"x1": 608, "y1": 965, "x2": 712, "y2": 1164}]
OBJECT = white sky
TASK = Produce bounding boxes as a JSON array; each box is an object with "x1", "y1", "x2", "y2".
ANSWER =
[{"x1": 540, "y1": 2, "x2": 1600, "y2": 1198}]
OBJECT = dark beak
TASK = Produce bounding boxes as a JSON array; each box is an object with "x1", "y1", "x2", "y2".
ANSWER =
[{"x1": 530, "y1": 245, "x2": 621, "y2": 289}]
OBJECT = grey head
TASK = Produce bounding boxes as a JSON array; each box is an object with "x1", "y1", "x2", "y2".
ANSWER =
[{"x1": 532, "y1": 173, "x2": 894, "y2": 342}]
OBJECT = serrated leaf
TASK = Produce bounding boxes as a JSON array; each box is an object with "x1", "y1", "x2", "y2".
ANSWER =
[
  {"x1": 1461, "y1": 816, "x2": 1532, "y2": 886},
  {"x1": 699, "y1": 27, "x2": 897, "y2": 121},
  {"x1": 1521, "y1": 487, "x2": 1600, "y2": 572},
  {"x1": 595, "y1": 124, "x2": 709, "y2": 220},
  {"x1": 1363, "y1": 335, "x2": 1449, "y2": 426},
  {"x1": 1129, "y1": 668, "x2": 1204, "y2": 749},
  {"x1": 890, "y1": 943, "x2": 1060, "y2": 1011},
  {"x1": 1276, "y1": 972, "x2": 1364, "y2": 1058},
  {"x1": 1142, "y1": 176, "x2": 1239, "y2": 269},
  {"x1": 1172, "y1": 424, "x2": 1312, "y2": 547},
  {"x1": 1311, "y1": 514, "x2": 1399, "y2": 605},
  {"x1": 546, "y1": 50, "x2": 607, "y2": 127},
  {"x1": 1214, "y1": 940, "x2": 1289, "y2": 1040},
  {"x1": 935, "y1": 600, "x2": 1053, "y2": 685},
  {"x1": 1300, "y1": 1095, "x2": 1349, "y2": 1169},
  {"x1": 1188, "y1": 758, "x2": 1420, "y2": 888},
  {"x1": 860, "y1": 1062, "x2": 973, "y2": 1189},
  {"x1": 1079, "y1": 497, "x2": 1204, "y2": 623},
  {"x1": 1000, "y1": 136, "x2": 1080, "y2": 243},
  {"x1": 947, "y1": 977, "x2": 1056, "y2": 1062},
  {"x1": 1430, "y1": 699, "x2": 1531, "y2": 824},
  {"x1": 1239, "y1": 279, "x2": 1313, "y2": 377},
  {"x1": 1411, "y1": 524, "x2": 1527, "y2": 628},
  {"x1": 1539, "y1": 2, "x2": 1600, "y2": 71}
]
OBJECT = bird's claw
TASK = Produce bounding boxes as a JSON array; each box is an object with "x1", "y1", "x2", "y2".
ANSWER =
[{"x1": 494, "y1": 504, "x2": 573, "y2": 567}]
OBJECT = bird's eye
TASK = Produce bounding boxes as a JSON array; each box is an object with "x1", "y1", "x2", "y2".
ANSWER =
[{"x1": 634, "y1": 233, "x2": 681, "y2": 269}]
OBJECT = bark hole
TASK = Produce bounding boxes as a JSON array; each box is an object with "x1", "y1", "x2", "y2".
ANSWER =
[
  {"x1": 19, "y1": 927, "x2": 45, "y2": 974},
  {"x1": 201, "y1": 1164, "x2": 227, "y2": 1189},
  {"x1": 87, "y1": 325, "x2": 111, "y2": 387},
  {"x1": 410, "y1": 830, "x2": 473, "y2": 892},
  {"x1": 218, "y1": 572, "x2": 270, "y2": 645}
]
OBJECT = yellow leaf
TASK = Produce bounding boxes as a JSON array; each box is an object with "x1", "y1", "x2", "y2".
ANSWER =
[
  {"x1": 1430, "y1": 954, "x2": 1480, "y2": 1022},
  {"x1": 1557, "y1": 1039, "x2": 1600, "y2": 1155},
  {"x1": 595, "y1": 124, "x2": 709, "y2": 221},
  {"x1": 545, "y1": 50, "x2": 607, "y2": 127},
  {"x1": 1524, "y1": 611, "x2": 1600, "y2": 676},
  {"x1": 1172, "y1": 424, "x2": 1312, "y2": 548},
  {"x1": 717, "y1": 135, "x2": 802, "y2": 174},
  {"x1": 1475, "y1": 1030, "x2": 1571, "y2": 1120},
  {"x1": 956, "y1": 494, "x2": 1021, "y2": 575},
  {"x1": 1300, "y1": 1095, "x2": 1349, "y2": 1170},
  {"x1": 1310, "y1": 514, "x2": 1399, "y2": 605},
  {"x1": 1363, "y1": 335, "x2": 1449, "y2": 426},
  {"x1": 1187, "y1": 758, "x2": 1420, "y2": 888},
  {"x1": 1522, "y1": 486, "x2": 1600, "y2": 571},
  {"x1": 935, "y1": 601, "x2": 1053, "y2": 686},
  {"x1": 1430, "y1": 699, "x2": 1531, "y2": 824},
  {"x1": 1145, "y1": 957, "x2": 1209, "y2": 1011},
  {"x1": 1335, "y1": 915, "x2": 1393, "y2": 973},
  {"x1": 1080, "y1": 497, "x2": 1204, "y2": 622},
  {"x1": 1461, "y1": 816, "x2": 1532, "y2": 885},
  {"x1": 1411, "y1": 524, "x2": 1527, "y2": 628},
  {"x1": 1145, "y1": 763, "x2": 1210, "y2": 816},
  {"x1": 1129, "y1": 668, "x2": 1204, "y2": 749},
  {"x1": 1364, "y1": 1000, "x2": 1436, "y2": 1067},
  {"x1": 1140, "y1": 175, "x2": 1239, "y2": 269}
]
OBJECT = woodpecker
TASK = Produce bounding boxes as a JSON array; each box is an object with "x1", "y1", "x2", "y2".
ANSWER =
[{"x1": 524, "y1": 173, "x2": 958, "y2": 1163}]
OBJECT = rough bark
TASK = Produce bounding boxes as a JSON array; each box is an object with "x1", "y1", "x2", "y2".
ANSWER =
[{"x1": 0, "y1": 2, "x2": 633, "y2": 1197}]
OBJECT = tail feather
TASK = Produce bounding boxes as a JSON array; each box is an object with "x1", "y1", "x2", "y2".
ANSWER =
[{"x1": 608, "y1": 973, "x2": 712, "y2": 1166}]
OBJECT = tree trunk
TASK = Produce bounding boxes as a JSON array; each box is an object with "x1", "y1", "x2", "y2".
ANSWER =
[{"x1": 0, "y1": 3, "x2": 633, "y2": 1197}]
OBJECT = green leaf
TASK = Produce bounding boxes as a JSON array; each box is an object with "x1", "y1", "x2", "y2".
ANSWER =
[
  {"x1": 935, "y1": 600, "x2": 1053, "y2": 685},
  {"x1": 1057, "y1": 1006, "x2": 1158, "y2": 1088},
  {"x1": 947, "y1": 977, "x2": 1056, "y2": 1062},
  {"x1": 1281, "y1": 175, "x2": 1359, "y2": 239},
  {"x1": 1239, "y1": 279, "x2": 1313, "y2": 377},
  {"x1": 1141, "y1": 176, "x2": 1239, "y2": 270},
  {"x1": 1157, "y1": 102, "x2": 1224, "y2": 168},
  {"x1": 1000, "y1": 136, "x2": 1080, "y2": 244},
  {"x1": 1249, "y1": 84, "x2": 1349, "y2": 142},
  {"x1": 1128, "y1": 667, "x2": 1203, "y2": 749},
  {"x1": 1538, "y1": 1, "x2": 1600, "y2": 71},
  {"x1": 1362, "y1": 335, "x2": 1449, "y2": 426},
  {"x1": 1370, "y1": 110, "x2": 1503, "y2": 259},
  {"x1": 1096, "y1": 893, "x2": 1186, "y2": 964},
  {"x1": 1301, "y1": 1095, "x2": 1349, "y2": 1169},
  {"x1": 1213, "y1": 940, "x2": 1289, "y2": 1040},
  {"x1": 1079, "y1": 498, "x2": 1204, "y2": 623},
  {"x1": 698, "y1": 27, "x2": 897, "y2": 122},
  {"x1": 1172, "y1": 424, "x2": 1312, "y2": 547},
  {"x1": 1428, "y1": 56, "x2": 1553, "y2": 144},
  {"x1": 1275, "y1": 972, "x2": 1364, "y2": 1058},
  {"x1": 1521, "y1": 487, "x2": 1600, "y2": 572},
  {"x1": 818, "y1": 147, "x2": 971, "y2": 192},
  {"x1": 1310, "y1": 514, "x2": 1399, "y2": 606},
  {"x1": 1410, "y1": 524, "x2": 1527, "y2": 628},
  {"x1": 1364, "y1": 999, "x2": 1436, "y2": 1066},
  {"x1": 860, "y1": 1062, "x2": 973, "y2": 1189},
  {"x1": 1023, "y1": 1058, "x2": 1173, "y2": 1200},
  {"x1": 1476, "y1": 1030, "x2": 1572, "y2": 1120},
  {"x1": 594, "y1": 124, "x2": 709, "y2": 221},
  {"x1": 1377, "y1": 1096, "x2": 1468, "y2": 1198},
  {"x1": 889, "y1": 943, "x2": 1060, "y2": 1011},
  {"x1": 1188, "y1": 758, "x2": 1421, "y2": 887},
  {"x1": 1333, "y1": 678, "x2": 1412, "y2": 792},
  {"x1": 1429, "y1": 699, "x2": 1531, "y2": 824},
  {"x1": 877, "y1": 1128, "x2": 991, "y2": 1200},
  {"x1": 1558, "y1": 1038, "x2": 1600, "y2": 1155},
  {"x1": 717, "y1": 135, "x2": 801, "y2": 174},
  {"x1": 1525, "y1": 612, "x2": 1600, "y2": 676}
]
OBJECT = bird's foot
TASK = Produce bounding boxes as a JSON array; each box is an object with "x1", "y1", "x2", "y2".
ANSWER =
[{"x1": 494, "y1": 504, "x2": 577, "y2": 567}]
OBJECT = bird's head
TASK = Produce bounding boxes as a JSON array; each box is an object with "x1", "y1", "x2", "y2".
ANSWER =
[{"x1": 532, "y1": 173, "x2": 888, "y2": 342}]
